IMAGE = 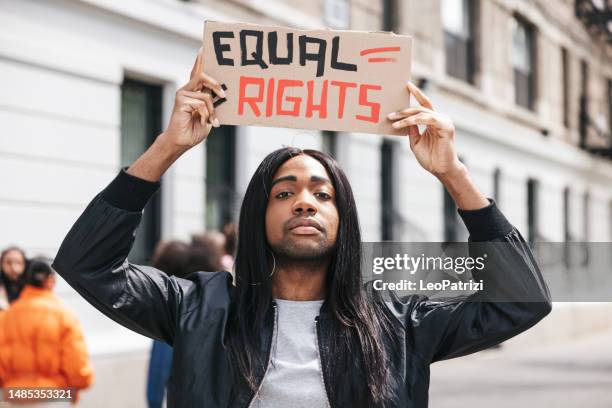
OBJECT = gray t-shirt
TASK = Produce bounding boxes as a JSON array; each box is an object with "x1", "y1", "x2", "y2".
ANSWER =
[{"x1": 249, "y1": 298, "x2": 329, "y2": 408}]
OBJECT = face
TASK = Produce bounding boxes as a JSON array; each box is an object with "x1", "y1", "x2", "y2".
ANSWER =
[
  {"x1": 1, "y1": 249, "x2": 26, "y2": 282},
  {"x1": 265, "y1": 155, "x2": 339, "y2": 261}
]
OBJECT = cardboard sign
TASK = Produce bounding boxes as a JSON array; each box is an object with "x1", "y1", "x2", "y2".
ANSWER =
[{"x1": 202, "y1": 21, "x2": 412, "y2": 135}]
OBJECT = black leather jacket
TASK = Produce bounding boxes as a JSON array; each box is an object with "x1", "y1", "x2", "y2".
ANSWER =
[{"x1": 52, "y1": 171, "x2": 552, "y2": 408}]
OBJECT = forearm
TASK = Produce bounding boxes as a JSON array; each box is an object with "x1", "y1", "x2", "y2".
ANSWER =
[
  {"x1": 437, "y1": 165, "x2": 489, "y2": 211},
  {"x1": 127, "y1": 133, "x2": 188, "y2": 182}
]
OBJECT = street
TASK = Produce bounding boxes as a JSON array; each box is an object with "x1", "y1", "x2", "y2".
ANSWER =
[
  {"x1": 4, "y1": 329, "x2": 609, "y2": 407},
  {"x1": 430, "y1": 329, "x2": 612, "y2": 407}
]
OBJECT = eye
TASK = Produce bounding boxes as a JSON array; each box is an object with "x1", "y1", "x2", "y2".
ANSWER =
[
  {"x1": 316, "y1": 192, "x2": 332, "y2": 200},
  {"x1": 275, "y1": 191, "x2": 292, "y2": 199}
]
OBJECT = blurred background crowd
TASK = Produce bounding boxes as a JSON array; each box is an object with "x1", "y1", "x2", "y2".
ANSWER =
[
  {"x1": 0, "y1": 224, "x2": 236, "y2": 407},
  {"x1": 1, "y1": 0, "x2": 611, "y2": 406}
]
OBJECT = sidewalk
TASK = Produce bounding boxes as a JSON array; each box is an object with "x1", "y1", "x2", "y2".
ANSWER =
[
  {"x1": 430, "y1": 328, "x2": 612, "y2": 407},
  {"x1": 78, "y1": 350, "x2": 150, "y2": 408}
]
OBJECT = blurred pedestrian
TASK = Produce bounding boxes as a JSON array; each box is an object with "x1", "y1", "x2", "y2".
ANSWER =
[
  {"x1": 0, "y1": 259, "x2": 94, "y2": 405},
  {"x1": 0, "y1": 246, "x2": 27, "y2": 311},
  {"x1": 150, "y1": 240, "x2": 190, "y2": 278},
  {"x1": 189, "y1": 232, "x2": 223, "y2": 273},
  {"x1": 147, "y1": 236, "x2": 223, "y2": 407},
  {"x1": 221, "y1": 223, "x2": 237, "y2": 271},
  {"x1": 146, "y1": 240, "x2": 190, "y2": 408}
]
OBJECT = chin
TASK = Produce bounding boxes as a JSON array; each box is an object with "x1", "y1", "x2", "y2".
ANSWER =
[{"x1": 275, "y1": 238, "x2": 332, "y2": 260}]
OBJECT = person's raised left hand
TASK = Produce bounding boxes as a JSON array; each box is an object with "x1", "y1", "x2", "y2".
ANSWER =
[{"x1": 387, "y1": 82, "x2": 465, "y2": 180}]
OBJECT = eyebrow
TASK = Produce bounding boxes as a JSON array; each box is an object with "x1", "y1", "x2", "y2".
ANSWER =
[{"x1": 271, "y1": 175, "x2": 332, "y2": 188}]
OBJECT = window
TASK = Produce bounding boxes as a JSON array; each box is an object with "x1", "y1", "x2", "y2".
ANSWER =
[
  {"x1": 442, "y1": 0, "x2": 477, "y2": 83},
  {"x1": 443, "y1": 158, "x2": 468, "y2": 242},
  {"x1": 579, "y1": 59, "x2": 589, "y2": 148},
  {"x1": 563, "y1": 187, "x2": 571, "y2": 242},
  {"x1": 512, "y1": 16, "x2": 536, "y2": 110},
  {"x1": 321, "y1": 130, "x2": 337, "y2": 158},
  {"x1": 582, "y1": 191, "x2": 590, "y2": 265},
  {"x1": 324, "y1": 0, "x2": 350, "y2": 30},
  {"x1": 443, "y1": 188, "x2": 459, "y2": 242},
  {"x1": 526, "y1": 178, "x2": 539, "y2": 244},
  {"x1": 205, "y1": 126, "x2": 237, "y2": 231},
  {"x1": 493, "y1": 168, "x2": 501, "y2": 205},
  {"x1": 381, "y1": 140, "x2": 395, "y2": 240},
  {"x1": 563, "y1": 187, "x2": 571, "y2": 267},
  {"x1": 120, "y1": 79, "x2": 163, "y2": 264},
  {"x1": 608, "y1": 79, "x2": 612, "y2": 135},
  {"x1": 609, "y1": 200, "x2": 612, "y2": 242},
  {"x1": 382, "y1": 0, "x2": 398, "y2": 32},
  {"x1": 583, "y1": 191, "x2": 590, "y2": 241},
  {"x1": 561, "y1": 47, "x2": 570, "y2": 128}
]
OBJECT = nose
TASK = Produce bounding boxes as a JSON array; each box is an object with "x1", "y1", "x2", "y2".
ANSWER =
[{"x1": 292, "y1": 191, "x2": 317, "y2": 216}]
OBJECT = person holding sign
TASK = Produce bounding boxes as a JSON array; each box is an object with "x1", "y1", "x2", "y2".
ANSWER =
[{"x1": 53, "y1": 46, "x2": 551, "y2": 408}]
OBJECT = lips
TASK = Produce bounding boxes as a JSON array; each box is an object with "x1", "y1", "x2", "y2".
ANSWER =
[{"x1": 287, "y1": 217, "x2": 323, "y2": 232}]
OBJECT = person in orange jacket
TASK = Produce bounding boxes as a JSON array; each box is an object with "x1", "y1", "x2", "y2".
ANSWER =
[{"x1": 0, "y1": 259, "x2": 94, "y2": 405}]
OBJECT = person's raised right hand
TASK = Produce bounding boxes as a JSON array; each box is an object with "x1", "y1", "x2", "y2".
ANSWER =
[{"x1": 162, "y1": 47, "x2": 226, "y2": 149}]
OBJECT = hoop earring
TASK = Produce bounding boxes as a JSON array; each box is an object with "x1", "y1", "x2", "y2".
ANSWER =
[
  {"x1": 268, "y1": 249, "x2": 276, "y2": 278},
  {"x1": 247, "y1": 249, "x2": 276, "y2": 286}
]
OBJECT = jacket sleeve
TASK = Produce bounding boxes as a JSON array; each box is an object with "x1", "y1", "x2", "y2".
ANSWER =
[
  {"x1": 59, "y1": 310, "x2": 95, "y2": 390},
  {"x1": 52, "y1": 170, "x2": 194, "y2": 344},
  {"x1": 408, "y1": 200, "x2": 552, "y2": 363}
]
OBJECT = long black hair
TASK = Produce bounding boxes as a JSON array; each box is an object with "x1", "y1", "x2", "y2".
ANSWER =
[
  {"x1": 0, "y1": 246, "x2": 28, "y2": 300},
  {"x1": 228, "y1": 147, "x2": 400, "y2": 406},
  {"x1": 0, "y1": 246, "x2": 27, "y2": 280}
]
